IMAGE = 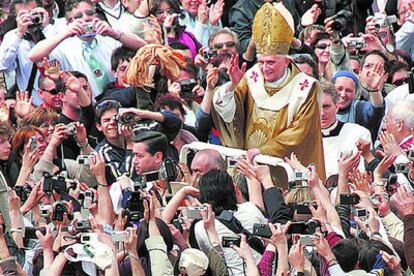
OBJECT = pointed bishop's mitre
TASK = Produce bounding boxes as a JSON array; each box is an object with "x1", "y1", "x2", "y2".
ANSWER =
[{"x1": 253, "y1": 2, "x2": 295, "y2": 55}]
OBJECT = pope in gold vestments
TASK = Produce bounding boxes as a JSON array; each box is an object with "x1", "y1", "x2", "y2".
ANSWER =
[{"x1": 211, "y1": 63, "x2": 326, "y2": 182}]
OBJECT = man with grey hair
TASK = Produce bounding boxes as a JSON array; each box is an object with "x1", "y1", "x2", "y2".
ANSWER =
[{"x1": 190, "y1": 149, "x2": 226, "y2": 178}]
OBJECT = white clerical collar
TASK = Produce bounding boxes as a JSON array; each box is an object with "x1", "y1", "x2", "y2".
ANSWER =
[
  {"x1": 321, "y1": 120, "x2": 338, "y2": 136},
  {"x1": 264, "y1": 68, "x2": 291, "y2": 88}
]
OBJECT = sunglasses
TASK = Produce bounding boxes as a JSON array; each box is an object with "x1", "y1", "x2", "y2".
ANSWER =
[
  {"x1": 392, "y1": 78, "x2": 408, "y2": 87},
  {"x1": 43, "y1": 88, "x2": 61, "y2": 95},
  {"x1": 71, "y1": 9, "x2": 96, "y2": 21},
  {"x1": 213, "y1": 41, "x2": 236, "y2": 50},
  {"x1": 315, "y1": 43, "x2": 330, "y2": 50}
]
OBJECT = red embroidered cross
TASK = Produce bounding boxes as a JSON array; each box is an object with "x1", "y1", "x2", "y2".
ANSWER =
[
  {"x1": 299, "y1": 79, "x2": 309, "y2": 91},
  {"x1": 250, "y1": 71, "x2": 259, "y2": 82}
]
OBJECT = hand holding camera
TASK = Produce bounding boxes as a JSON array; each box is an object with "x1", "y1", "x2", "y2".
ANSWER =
[{"x1": 16, "y1": 12, "x2": 33, "y2": 38}]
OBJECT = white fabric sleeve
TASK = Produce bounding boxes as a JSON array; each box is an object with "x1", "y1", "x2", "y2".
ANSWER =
[
  {"x1": 328, "y1": 264, "x2": 346, "y2": 276},
  {"x1": 213, "y1": 82, "x2": 236, "y2": 123}
]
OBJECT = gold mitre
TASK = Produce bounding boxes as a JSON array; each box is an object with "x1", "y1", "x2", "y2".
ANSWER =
[{"x1": 253, "y1": 2, "x2": 295, "y2": 55}]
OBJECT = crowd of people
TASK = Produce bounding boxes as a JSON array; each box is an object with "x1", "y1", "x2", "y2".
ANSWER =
[{"x1": 1, "y1": 0, "x2": 414, "y2": 275}]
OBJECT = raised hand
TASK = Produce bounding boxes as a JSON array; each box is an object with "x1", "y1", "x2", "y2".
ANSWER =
[
  {"x1": 39, "y1": 57, "x2": 62, "y2": 81},
  {"x1": 61, "y1": 71, "x2": 81, "y2": 92},
  {"x1": 348, "y1": 169, "x2": 370, "y2": 194},
  {"x1": 228, "y1": 55, "x2": 247, "y2": 89},
  {"x1": 198, "y1": 0, "x2": 209, "y2": 25},
  {"x1": 379, "y1": 131, "x2": 403, "y2": 157},
  {"x1": 206, "y1": 65, "x2": 219, "y2": 90},
  {"x1": 16, "y1": 11, "x2": 33, "y2": 38},
  {"x1": 301, "y1": 4, "x2": 321, "y2": 27},
  {"x1": 393, "y1": 186, "x2": 414, "y2": 217},
  {"x1": 14, "y1": 91, "x2": 33, "y2": 119},
  {"x1": 209, "y1": 0, "x2": 225, "y2": 26},
  {"x1": 362, "y1": 62, "x2": 387, "y2": 91}
]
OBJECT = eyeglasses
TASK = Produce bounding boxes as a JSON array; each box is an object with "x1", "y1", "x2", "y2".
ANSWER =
[
  {"x1": 70, "y1": 9, "x2": 96, "y2": 21},
  {"x1": 213, "y1": 41, "x2": 236, "y2": 50},
  {"x1": 154, "y1": 8, "x2": 175, "y2": 16},
  {"x1": 392, "y1": 78, "x2": 408, "y2": 87},
  {"x1": 315, "y1": 43, "x2": 330, "y2": 50}
]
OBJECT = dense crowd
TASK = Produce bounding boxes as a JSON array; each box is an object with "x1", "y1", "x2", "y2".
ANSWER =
[{"x1": 1, "y1": 0, "x2": 414, "y2": 275}]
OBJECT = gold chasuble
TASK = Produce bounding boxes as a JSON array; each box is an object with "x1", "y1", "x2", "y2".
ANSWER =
[{"x1": 211, "y1": 64, "x2": 326, "y2": 183}]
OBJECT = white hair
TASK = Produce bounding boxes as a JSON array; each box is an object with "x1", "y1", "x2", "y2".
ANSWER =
[{"x1": 391, "y1": 101, "x2": 414, "y2": 130}]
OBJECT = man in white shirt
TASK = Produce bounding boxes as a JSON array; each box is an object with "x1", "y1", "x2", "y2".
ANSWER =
[
  {"x1": 28, "y1": 0, "x2": 146, "y2": 99},
  {"x1": 0, "y1": 0, "x2": 57, "y2": 106},
  {"x1": 320, "y1": 81, "x2": 372, "y2": 178}
]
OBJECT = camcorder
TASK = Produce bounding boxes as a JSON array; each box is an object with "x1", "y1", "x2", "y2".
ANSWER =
[{"x1": 43, "y1": 172, "x2": 68, "y2": 196}]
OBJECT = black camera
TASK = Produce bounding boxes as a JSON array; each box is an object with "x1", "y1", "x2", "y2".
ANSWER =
[
  {"x1": 125, "y1": 192, "x2": 145, "y2": 224},
  {"x1": 202, "y1": 48, "x2": 218, "y2": 62},
  {"x1": 340, "y1": 193, "x2": 360, "y2": 205},
  {"x1": 395, "y1": 163, "x2": 409, "y2": 174},
  {"x1": 289, "y1": 202, "x2": 317, "y2": 215},
  {"x1": 52, "y1": 201, "x2": 67, "y2": 222},
  {"x1": 287, "y1": 220, "x2": 321, "y2": 235},
  {"x1": 180, "y1": 79, "x2": 198, "y2": 100},
  {"x1": 43, "y1": 172, "x2": 67, "y2": 195},
  {"x1": 331, "y1": 10, "x2": 353, "y2": 33},
  {"x1": 252, "y1": 223, "x2": 272, "y2": 238},
  {"x1": 25, "y1": 227, "x2": 46, "y2": 240},
  {"x1": 171, "y1": 13, "x2": 185, "y2": 27},
  {"x1": 65, "y1": 123, "x2": 77, "y2": 136},
  {"x1": 222, "y1": 236, "x2": 241, "y2": 247},
  {"x1": 30, "y1": 12, "x2": 43, "y2": 28},
  {"x1": 14, "y1": 185, "x2": 33, "y2": 204},
  {"x1": 387, "y1": 174, "x2": 398, "y2": 193},
  {"x1": 160, "y1": 157, "x2": 177, "y2": 182}
]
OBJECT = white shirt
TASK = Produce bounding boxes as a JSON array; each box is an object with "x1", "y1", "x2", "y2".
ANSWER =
[
  {"x1": 49, "y1": 34, "x2": 122, "y2": 99},
  {"x1": 194, "y1": 202, "x2": 265, "y2": 276},
  {"x1": 97, "y1": 0, "x2": 125, "y2": 30},
  {"x1": 0, "y1": 24, "x2": 58, "y2": 105},
  {"x1": 322, "y1": 121, "x2": 372, "y2": 178}
]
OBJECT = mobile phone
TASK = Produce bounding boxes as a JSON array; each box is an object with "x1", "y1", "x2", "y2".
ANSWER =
[
  {"x1": 340, "y1": 193, "x2": 360, "y2": 205},
  {"x1": 30, "y1": 136, "x2": 36, "y2": 152},
  {"x1": 222, "y1": 236, "x2": 241, "y2": 247},
  {"x1": 185, "y1": 206, "x2": 206, "y2": 220},
  {"x1": 252, "y1": 223, "x2": 272, "y2": 238}
]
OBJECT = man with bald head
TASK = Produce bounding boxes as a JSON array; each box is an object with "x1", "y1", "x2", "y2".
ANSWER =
[{"x1": 190, "y1": 149, "x2": 226, "y2": 178}]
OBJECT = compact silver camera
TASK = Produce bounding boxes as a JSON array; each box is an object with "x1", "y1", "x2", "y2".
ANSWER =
[
  {"x1": 76, "y1": 155, "x2": 95, "y2": 165},
  {"x1": 185, "y1": 206, "x2": 207, "y2": 220}
]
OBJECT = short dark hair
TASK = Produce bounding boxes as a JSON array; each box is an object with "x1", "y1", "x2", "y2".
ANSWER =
[
  {"x1": 293, "y1": 54, "x2": 319, "y2": 79},
  {"x1": 332, "y1": 239, "x2": 358, "y2": 272},
  {"x1": 198, "y1": 170, "x2": 237, "y2": 215},
  {"x1": 310, "y1": 32, "x2": 330, "y2": 50},
  {"x1": 150, "y1": 0, "x2": 180, "y2": 15},
  {"x1": 358, "y1": 239, "x2": 394, "y2": 272},
  {"x1": 133, "y1": 131, "x2": 168, "y2": 158},
  {"x1": 388, "y1": 60, "x2": 409, "y2": 83},
  {"x1": 111, "y1": 47, "x2": 135, "y2": 71},
  {"x1": 70, "y1": 71, "x2": 88, "y2": 81},
  {"x1": 11, "y1": 0, "x2": 41, "y2": 16},
  {"x1": 169, "y1": 41, "x2": 190, "y2": 51},
  {"x1": 94, "y1": 99, "x2": 121, "y2": 123},
  {"x1": 361, "y1": 50, "x2": 390, "y2": 73},
  {"x1": 65, "y1": 0, "x2": 93, "y2": 18},
  {"x1": 321, "y1": 81, "x2": 338, "y2": 104},
  {"x1": 154, "y1": 94, "x2": 186, "y2": 117}
]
